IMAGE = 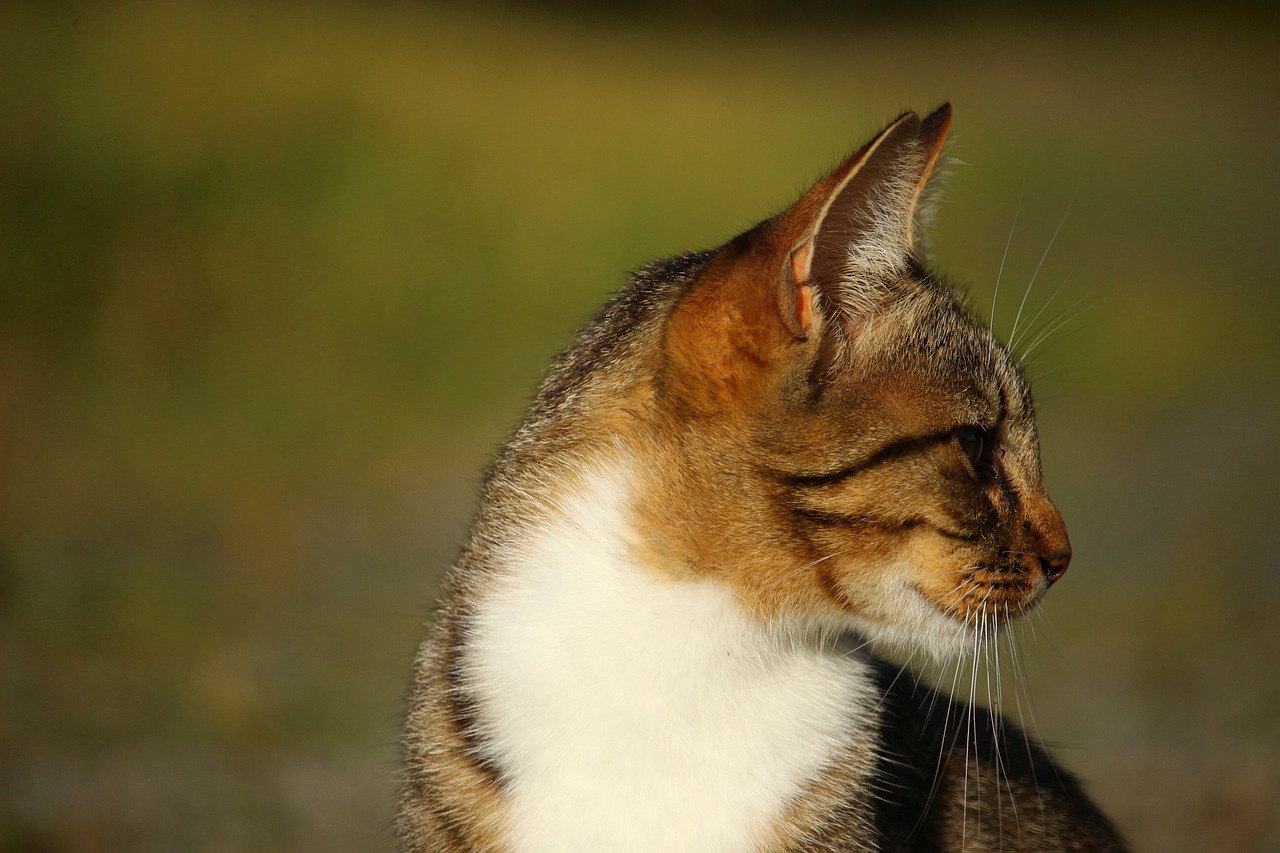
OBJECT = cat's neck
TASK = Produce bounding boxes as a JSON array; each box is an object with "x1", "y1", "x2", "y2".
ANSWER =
[{"x1": 465, "y1": 461, "x2": 878, "y2": 852}]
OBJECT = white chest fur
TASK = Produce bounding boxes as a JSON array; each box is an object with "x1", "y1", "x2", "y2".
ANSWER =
[{"x1": 467, "y1": 466, "x2": 870, "y2": 852}]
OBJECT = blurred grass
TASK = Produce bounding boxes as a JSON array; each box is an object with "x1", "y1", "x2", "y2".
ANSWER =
[{"x1": 1, "y1": 1, "x2": 1278, "y2": 850}]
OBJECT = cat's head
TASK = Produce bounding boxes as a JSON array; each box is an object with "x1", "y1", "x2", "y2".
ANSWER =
[{"x1": 645, "y1": 105, "x2": 1069, "y2": 657}]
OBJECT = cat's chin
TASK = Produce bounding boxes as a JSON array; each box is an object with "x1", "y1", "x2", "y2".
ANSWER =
[{"x1": 844, "y1": 583, "x2": 1010, "y2": 662}]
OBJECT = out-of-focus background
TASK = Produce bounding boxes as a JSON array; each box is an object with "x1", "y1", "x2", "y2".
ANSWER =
[{"x1": 2, "y1": 1, "x2": 1277, "y2": 850}]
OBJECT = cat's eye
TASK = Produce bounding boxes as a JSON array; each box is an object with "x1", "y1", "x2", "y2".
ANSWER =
[{"x1": 953, "y1": 426, "x2": 998, "y2": 481}]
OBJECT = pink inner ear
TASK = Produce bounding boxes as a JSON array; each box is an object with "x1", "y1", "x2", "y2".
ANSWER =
[
  {"x1": 796, "y1": 284, "x2": 814, "y2": 336},
  {"x1": 790, "y1": 241, "x2": 813, "y2": 284},
  {"x1": 790, "y1": 242, "x2": 815, "y2": 335}
]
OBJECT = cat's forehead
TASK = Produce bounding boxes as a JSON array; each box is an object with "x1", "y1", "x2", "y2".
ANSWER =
[{"x1": 852, "y1": 283, "x2": 1030, "y2": 423}]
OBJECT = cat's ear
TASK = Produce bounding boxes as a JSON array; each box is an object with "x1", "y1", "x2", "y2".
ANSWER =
[
  {"x1": 785, "y1": 103, "x2": 951, "y2": 337},
  {"x1": 662, "y1": 106, "x2": 951, "y2": 416}
]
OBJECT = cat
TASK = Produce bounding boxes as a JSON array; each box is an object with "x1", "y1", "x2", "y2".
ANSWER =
[{"x1": 398, "y1": 104, "x2": 1127, "y2": 852}]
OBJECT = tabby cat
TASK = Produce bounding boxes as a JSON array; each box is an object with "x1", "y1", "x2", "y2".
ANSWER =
[{"x1": 399, "y1": 104, "x2": 1127, "y2": 852}]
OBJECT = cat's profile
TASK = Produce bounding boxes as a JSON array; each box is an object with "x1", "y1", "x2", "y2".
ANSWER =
[{"x1": 399, "y1": 104, "x2": 1127, "y2": 852}]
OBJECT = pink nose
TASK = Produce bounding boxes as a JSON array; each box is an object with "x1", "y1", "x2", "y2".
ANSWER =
[{"x1": 1041, "y1": 551, "x2": 1071, "y2": 586}]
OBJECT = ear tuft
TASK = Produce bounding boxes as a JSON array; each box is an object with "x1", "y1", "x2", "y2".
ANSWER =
[{"x1": 907, "y1": 102, "x2": 954, "y2": 251}]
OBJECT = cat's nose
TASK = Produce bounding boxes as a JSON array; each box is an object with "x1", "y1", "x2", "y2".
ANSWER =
[
  {"x1": 1040, "y1": 550, "x2": 1071, "y2": 586},
  {"x1": 1026, "y1": 495, "x2": 1070, "y2": 587}
]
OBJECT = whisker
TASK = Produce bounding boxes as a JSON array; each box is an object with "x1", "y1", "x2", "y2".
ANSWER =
[
  {"x1": 916, "y1": 651, "x2": 968, "y2": 840},
  {"x1": 1013, "y1": 291, "x2": 1091, "y2": 363},
  {"x1": 1019, "y1": 305, "x2": 1092, "y2": 364},
  {"x1": 963, "y1": 608, "x2": 984, "y2": 844},
  {"x1": 1021, "y1": 310, "x2": 1110, "y2": 366},
  {"x1": 1021, "y1": 613, "x2": 1071, "y2": 798},
  {"x1": 1008, "y1": 198, "x2": 1073, "y2": 349},
  {"x1": 1017, "y1": 367, "x2": 1088, "y2": 396},
  {"x1": 1014, "y1": 282, "x2": 1104, "y2": 362},
  {"x1": 936, "y1": 579, "x2": 981, "y2": 615},
  {"x1": 773, "y1": 551, "x2": 840, "y2": 584},
  {"x1": 938, "y1": 576, "x2": 980, "y2": 604},
  {"x1": 990, "y1": 187, "x2": 1023, "y2": 369},
  {"x1": 1005, "y1": 615, "x2": 1048, "y2": 833},
  {"x1": 983, "y1": 614, "x2": 1004, "y2": 844},
  {"x1": 838, "y1": 634, "x2": 877, "y2": 661},
  {"x1": 994, "y1": 610, "x2": 1022, "y2": 838},
  {"x1": 876, "y1": 654, "x2": 917, "y2": 712},
  {"x1": 1009, "y1": 271, "x2": 1072, "y2": 355}
]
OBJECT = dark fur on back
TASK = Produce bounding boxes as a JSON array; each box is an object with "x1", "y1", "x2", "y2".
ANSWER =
[{"x1": 863, "y1": 657, "x2": 1125, "y2": 852}]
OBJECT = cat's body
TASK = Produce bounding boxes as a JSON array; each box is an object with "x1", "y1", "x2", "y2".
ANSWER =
[{"x1": 400, "y1": 106, "x2": 1127, "y2": 852}]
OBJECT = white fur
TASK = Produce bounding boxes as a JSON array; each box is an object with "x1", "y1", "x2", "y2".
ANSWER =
[
  {"x1": 468, "y1": 464, "x2": 871, "y2": 852},
  {"x1": 848, "y1": 564, "x2": 975, "y2": 663}
]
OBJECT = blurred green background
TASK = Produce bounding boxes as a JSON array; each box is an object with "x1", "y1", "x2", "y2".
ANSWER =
[{"x1": 2, "y1": 1, "x2": 1278, "y2": 850}]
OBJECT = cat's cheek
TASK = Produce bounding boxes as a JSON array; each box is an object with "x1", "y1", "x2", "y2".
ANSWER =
[
  {"x1": 841, "y1": 562, "x2": 973, "y2": 659},
  {"x1": 836, "y1": 538, "x2": 1007, "y2": 657},
  {"x1": 804, "y1": 548, "x2": 967, "y2": 657}
]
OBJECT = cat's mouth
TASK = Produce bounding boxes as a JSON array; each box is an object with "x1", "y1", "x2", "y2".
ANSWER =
[{"x1": 915, "y1": 565, "x2": 1046, "y2": 627}]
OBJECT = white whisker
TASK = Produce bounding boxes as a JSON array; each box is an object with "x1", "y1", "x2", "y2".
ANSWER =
[
  {"x1": 1009, "y1": 272, "x2": 1072, "y2": 355},
  {"x1": 989, "y1": 187, "x2": 1023, "y2": 368},
  {"x1": 1021, "y1": 308, "x2": 1108, "y2": 365},
  {"x1": 1009, "y1": 197, "x2": 1074, "y2": 349}
]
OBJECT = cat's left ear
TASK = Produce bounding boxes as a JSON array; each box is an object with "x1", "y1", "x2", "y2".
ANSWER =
[
  {"x1": 784, "y1": 103, "x2": 951, "y2": 339},
  {"x1": 661, "y1": 106, "x2": 950, "y2": 417}
]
